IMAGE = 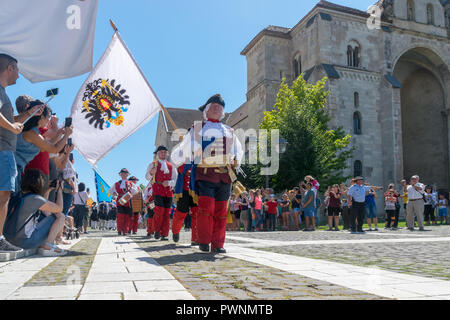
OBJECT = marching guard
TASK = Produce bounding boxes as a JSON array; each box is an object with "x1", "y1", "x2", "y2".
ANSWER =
[
  {"x1": 128, "y1": 176, "x2": 144, "y2": 235},
  {"x1": 143, "y1": 183, "x2": 155, "y2": 237},
  {"x1": 145, "y1": 146, "x2": 177, "y2": 241},
  {"x1": 109, "y1": 168, "x2": 139, "y2": 236},
  {"x1": 171, "y1": 94, "x2": 243, "y2": 253},
  {"x1": 171, "y1": 163, "x2": 199, "y2": 245}
]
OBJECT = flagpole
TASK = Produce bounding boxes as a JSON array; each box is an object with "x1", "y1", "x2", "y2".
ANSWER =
[{"x1": 108, "y1": 19, "x2": 179, "y2": 132}]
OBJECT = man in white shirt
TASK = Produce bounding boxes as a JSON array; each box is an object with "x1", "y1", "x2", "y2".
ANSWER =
[
  {"x1": 145, "y1": 146, "x2": 177, "y2": 241},
  {"x1": 109, "y1": 168, "x2": 140, "y2": 236},
  {"x1": 403, "y1": 175, "x2": 425, "y2": 231}
]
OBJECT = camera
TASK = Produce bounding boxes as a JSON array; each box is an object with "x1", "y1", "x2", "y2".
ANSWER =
[
  {"x1": 49, "y1": 179, "x2": 57, "y2": 189},
  {"x1": 65, "y1": 117, "x2": 72, "y2": 128},
  {"x1": 68, "y1": 138, "x2": 72, "y2": 146}
]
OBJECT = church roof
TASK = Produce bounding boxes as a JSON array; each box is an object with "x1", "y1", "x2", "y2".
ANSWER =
[
  {"x1": 241, "y1": 25, "x2": 292, "y2": 55},
  {"x1": 160, "y1": 107, "x2": 232, "y2": 132},
  {"x1": 316, "y1": 0, "x2": 369, "y2": 19},
  {"x1": 160, "y1": 108, "x2": 203, "y2": 132},
  {"x1": 241, "y1": 1, "x2": 373, "y2": 56}
]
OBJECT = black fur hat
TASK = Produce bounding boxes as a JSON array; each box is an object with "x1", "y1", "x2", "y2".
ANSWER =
[
  {"x1": 153, "y1": 145, "x2": 168, "y2": 154},
  {"x1": 198, "y1": 94, "x2": 225, "y2": 112}
]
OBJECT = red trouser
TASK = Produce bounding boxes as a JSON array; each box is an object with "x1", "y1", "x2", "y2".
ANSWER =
[
  {"x1": 153, "y1": 206, "x2": 171, "y2": 237},
  {"x1": 197, "y1": 197, "x2": 228, "y2": 249},
  {"x1": 172, "y1": 209, "x2": 187, "y2": 235},
  {"x1": 117, "y1": 213, "x2": 130, "y2": 234},
  {"x1": 172, "y1": 206, "x2": 199, "y2": 242},
  {"x1": 147, "y1": 217, "x2": 154, "y2": 234},
  {"x1": 129, "y1": 213, "x2": 139, "y2": 233},
  {"x1": 191, "y1": 206, "x2": 198, "y2": 242}
]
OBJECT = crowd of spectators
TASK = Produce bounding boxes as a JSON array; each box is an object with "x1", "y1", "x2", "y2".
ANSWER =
[
  {"x1": 227, "y1": 174, "x2": 449, "y2": 234},
  {"x1": 0, "y1": 53, "x2": 79, "y2": 256}
]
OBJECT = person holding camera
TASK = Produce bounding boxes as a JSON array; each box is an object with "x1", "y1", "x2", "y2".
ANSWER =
[
  {"x1": 14, "y1": 102, "x2": 72, "y2": 194},
  {"x1": 325, "y1": 185, "x2": 341, "y2": 231},
  {"x1": 403, "y1": 175, "x2": 426, "y2": 231},
  {"x1": 5, "y1": 169, "x2": 67, "y2": 256},
  {"x1": 384, "y1": 183, "x2": 400, "y2": 229}
]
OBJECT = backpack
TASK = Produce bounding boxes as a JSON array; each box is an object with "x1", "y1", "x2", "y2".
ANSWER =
[{"x1": 3, "y1": 193, "x2": 35, "y2": 242}]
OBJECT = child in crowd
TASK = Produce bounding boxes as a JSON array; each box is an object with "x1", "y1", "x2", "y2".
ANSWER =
[
  {"x1": 438, "y1": 194, "x2": 448, "y2": 225},
  {"x1": 265, "y1": 194, "x2": 279, "y2": 231}
]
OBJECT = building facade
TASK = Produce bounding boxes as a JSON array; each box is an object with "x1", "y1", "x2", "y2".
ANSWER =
[
  {"x1": 237, "y1": 0, "x2": 450, "y2": 191},
  {"x1": 155, "y1": 0, "x2": 450, "y2": 195}
]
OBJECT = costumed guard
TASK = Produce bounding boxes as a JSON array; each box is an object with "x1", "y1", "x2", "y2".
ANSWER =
[
  {"x1": 109, "y1": 168, "x2": 139, "y2": 236},
  {"x1": 143, "y1": 183, "x2": 155, "y2": 237},
  {"x1": 129, "y1": 176, "x2": 144, "y2": 235},
  {"x1": 145, "y1": 146, "x2": 177, "y2": 241},
  {"x1": 171, "y1": 163, "x2": 199, "y2": 245},
  {"x1": 171, "y1": 94, "x2": 243, "y2": 253}
]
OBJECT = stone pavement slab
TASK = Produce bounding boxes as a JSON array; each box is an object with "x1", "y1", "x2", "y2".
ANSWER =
[
  {"x1": 79, "y1": 237, "x2": 194, "y2": 300},
  {"x1": 6, "y1": 285, "x2": 82, "y2": 300},
  {"x1": 77, "y1": 293, "x2": 123, "y2": 300},
  {"x1": 0, "y1": 239, "x2": 81, "y2": 300},
  {"x1": 224, "y1": 244, "x2": 450, "y2": 300}
]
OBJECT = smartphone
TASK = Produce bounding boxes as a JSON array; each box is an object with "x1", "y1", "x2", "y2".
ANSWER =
[
  {"x1": 65, "y1": 117, "x2": 72, "y2": 128},
  {"x1": 49, "y1": 180, "x2": 57, "y2": 188},
  {"x1": 46, "y1": 88, "x2": 59, "y2": 97},
  {"x1": 68, "y1": 138, "x2": 72, "y2": 146}
]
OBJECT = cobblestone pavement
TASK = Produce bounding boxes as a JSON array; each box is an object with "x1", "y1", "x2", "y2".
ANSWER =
[
  {"x1": 133, "y1": 236, "x2": 383, "y2": 300},
  {"x1": 1, "y1": 225, "x2": 449, "y2": 300}
]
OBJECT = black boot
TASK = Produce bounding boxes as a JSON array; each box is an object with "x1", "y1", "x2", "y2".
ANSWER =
[
  {"x1": 160, "y1": 236, "x2": 168, "y2": 241},
  {"x1": 173, "y1": 233, "x2": 180, "y2": 243},
  {"x1": 199, "y1": 244, "x2": 210, "y2": 252},
  {"x1": 191, "y1": 241, "x2": 199, "y2": 246},
  {"x1": 154, "y1": 232, "x2": 161, "y2": 240},
  {"x1": 146, "y1": 233, "x2": 153, "y2": 238},
  {"x1": 212, "y1": 248, "x2": 226, "y2": 254}
]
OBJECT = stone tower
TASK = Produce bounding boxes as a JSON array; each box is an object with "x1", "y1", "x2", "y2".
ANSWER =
[{"x1": 239, "y1": 0, "x2": 450, "y2": 191}]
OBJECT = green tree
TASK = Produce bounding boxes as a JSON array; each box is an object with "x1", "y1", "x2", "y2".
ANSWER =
[{"x1": 248, "y1": 75, "x2": 353, "y2": 192}]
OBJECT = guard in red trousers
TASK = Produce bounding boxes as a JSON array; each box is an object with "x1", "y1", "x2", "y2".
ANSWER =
[
  {"x1": 145, "y1": 146, "x2": 177, "y2": 241},
  {"x1": 171, "y1": 164, "x2": 199, "y2": 245},
  {"x1": 128, "y1": 176, "x2": 144, "y2": 235},
  {"x1": 143, "y1": 184, "x2": 155, "y2": 237},
  {"x1": 109, "y1": 168, "x2": 139, "y2": 236},
  {"x1": 171, "y1": 94, "x2": 243, "y2": 253}
]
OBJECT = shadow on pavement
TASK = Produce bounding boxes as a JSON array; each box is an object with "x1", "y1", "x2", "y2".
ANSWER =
[{"x1": 66, "y1": 250, "x2": 90, "y2": 257}]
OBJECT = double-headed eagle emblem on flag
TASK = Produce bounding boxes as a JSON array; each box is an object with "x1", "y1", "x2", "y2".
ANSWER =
[{"x1": 81, "y1": 78, "x2": 130, "y2": 130}]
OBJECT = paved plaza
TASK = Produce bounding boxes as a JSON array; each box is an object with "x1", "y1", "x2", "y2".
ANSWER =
[{"x1": 1, "y1": 226, "x2": 449, "y2": 300}]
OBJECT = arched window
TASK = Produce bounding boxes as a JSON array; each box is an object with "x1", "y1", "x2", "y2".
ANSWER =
[
  {"x1": 354, "y1": 160, "x2": 363, "y2": 177},
  {"x1": 293, "y1": 55, "x2": 302, "y2": 79},
  {"x1": 354, "y1": 92, "x2": 359, "y2": 108},
  {"x1": 347, "y1": 46, "x2": 353, "y2": 66},
  {"x1": 426, "y1": 4, "x2": 434, "y2": 25},
  {"x1": 353, "y1": 112, "x2": 361, "y2": 135},
  {"x1": 407, "y1": 0, "x2": 415, "y2": 21},
  {"x1": 353, "y1": 46, "x2": 360, "y2": 68},
  {"x1": 347, "y1": 41, "x2": 361, "y2": 68}
]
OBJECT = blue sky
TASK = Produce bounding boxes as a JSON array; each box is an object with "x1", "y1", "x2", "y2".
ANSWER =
[{"x1": 6, "y1": 0, "x2": 375, "y2": 201}]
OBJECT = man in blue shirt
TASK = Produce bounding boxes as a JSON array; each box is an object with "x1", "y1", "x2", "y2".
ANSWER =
[{"x1": 347, "y1": 176, "x2": 371, "y2": 233}]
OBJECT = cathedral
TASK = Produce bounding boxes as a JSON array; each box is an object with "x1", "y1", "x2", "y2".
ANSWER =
[{"x1": 156, "y1": 0, "x2": 450, "y2": 193}]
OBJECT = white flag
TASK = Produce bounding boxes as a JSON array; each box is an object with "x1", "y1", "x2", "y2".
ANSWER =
[
  {"x1": 70, "y1": 32, "x2": 162, "y2": 166},
  {"x1": 0, "y1": 0, "x2": 98, "y2": 83}
]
